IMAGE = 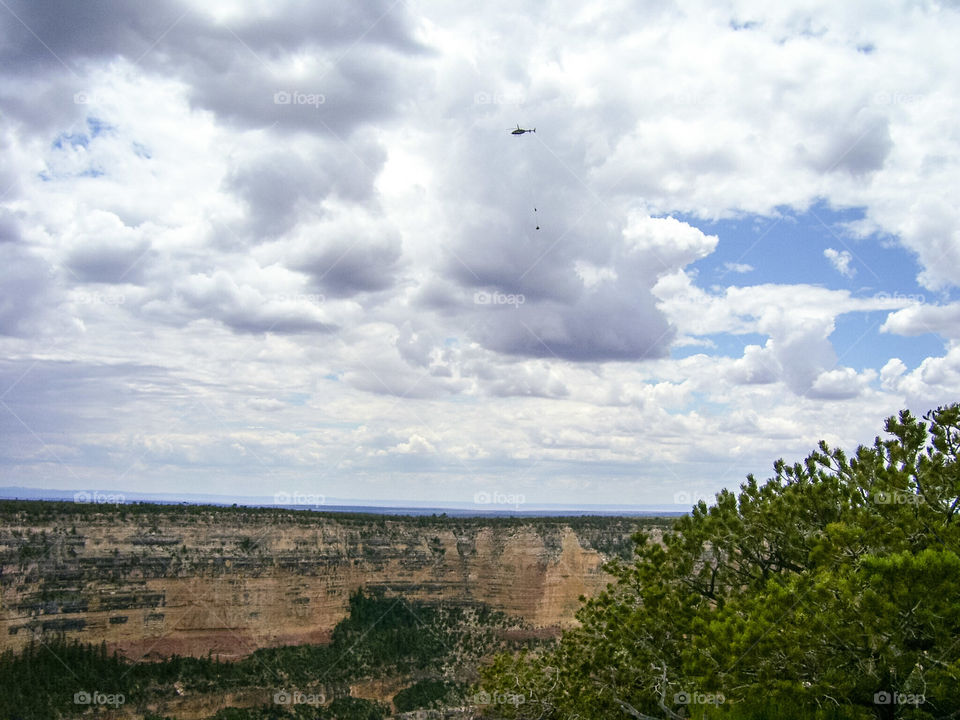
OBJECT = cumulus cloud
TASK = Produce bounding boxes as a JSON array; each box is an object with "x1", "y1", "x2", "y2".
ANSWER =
[
  {"x1": 656, "y1": 280, "x2": 922, "y2": 397},
  {"x1": 880, "y1": 358, "x2": 907, "y2": 392},
  {"x1": 882, "y1": 302, "x2": 960, "y2": 339},
  {"x1": 224, "y1": 136, "x2": 387, "y2": 241},
  {"x1": 891, "y1": 345, "x2": 960, "y2": 408},
  {"x1": 797, "y1": 108, "x2": 892, "y2": 177},
  {"x1": 283, "y1": 212, "x2": 404, "y2": 298},
  {"x1": 824, "y1": 247, "x2": 856, "y2": 278},
  {"x1": 443, "y1": 213, "x2": 717, "y2": 362},
  {"x1": 809, "y1": 367, "x2": 876, "y2": 400},
  {"x1": 63, "y1": 210, "x2": 153, "y2": 284},
  {"x1": 392, "y1": 434, "x2": 437, "y2": 455},
  {"x1": 725, "y1": 344, "x2": 779, "y2": 385}
]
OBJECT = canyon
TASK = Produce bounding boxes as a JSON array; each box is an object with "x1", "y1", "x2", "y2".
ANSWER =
[{"x1": 0, "y1": 501, "x2": 659, "y2": 661}]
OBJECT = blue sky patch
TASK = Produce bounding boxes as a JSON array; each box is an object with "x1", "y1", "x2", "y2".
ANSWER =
[
  {"x1": 52, "y1": 132, "x2": 89, "y2": 150},
  {"x1": 682, "y1": 201, "x2": 926, "y2": 295}
]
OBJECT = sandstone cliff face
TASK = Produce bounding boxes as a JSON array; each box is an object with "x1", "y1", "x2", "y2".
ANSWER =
[{"x1": 0, "y1": 504, "x2": 652, "y2": 660}]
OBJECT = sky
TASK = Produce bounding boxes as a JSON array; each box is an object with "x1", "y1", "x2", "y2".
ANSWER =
[{"x1": 1, "y1": 0, "x2": 959, "y2": 508}]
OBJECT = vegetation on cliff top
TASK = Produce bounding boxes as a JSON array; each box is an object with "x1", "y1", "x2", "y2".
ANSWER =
[
  {"x1": 478, "y1": 405, "x2": 960, "y2": 719},
  {"x1": 0, "y1": 498, "x2": 672, "y2": 531}
]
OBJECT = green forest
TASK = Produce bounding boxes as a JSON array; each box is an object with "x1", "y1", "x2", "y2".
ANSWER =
[{"x1": 479, "y1": 405, "x2": 960, "y2": 719}]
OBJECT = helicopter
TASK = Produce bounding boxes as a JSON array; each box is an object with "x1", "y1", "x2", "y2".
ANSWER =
[{"x1": 510, "y1": 124, "x2": 535, "y2": 135}]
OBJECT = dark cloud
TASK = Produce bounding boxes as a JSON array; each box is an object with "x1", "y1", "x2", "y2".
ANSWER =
[
  {"x1": 396, "y1": 323, "x2": 436, "y2": 368},
  {"x1": 0, "y1": 0, "x2": 426, "y2": 135},
  {"x1": 224, "y1": 136, "x2": 386, "y2": 240},
  {"x1": 0, "y1": 1, "x2": 185, "y2": 73},
  {"x1": 442, "y1": 206, "x2": 588, "y2": 304},
  {"x1": 799, "y1": 109, "x2": 892, "y2": 176},
  {"x1": 446, "y1": 238, "x2": 668, "y2": 360},
  {"x1": 0, "y1": 211, "x2": 21, "y2": 244},
  {"x1": 414, "y1": 278, "x2": 462, "y2": 315},
  {"x1": 66, "y1": 237, "x2": 151, "y2": 283},
  {"x1": 291, "y1": 226, "x2": 403, "y2": 298},
  {"x1": 423, "y1": 122, "x2": 690, "y2": 362},
  {"x1": 471, "y1": 285, "x2": 673, "y2": 362},
  {"x1": 0, "y1": 0, "x2": 423, "y2": 69},
  {"x1": 226, "y1": 154, "x2": 334, "y2": 241},
  {"x1": 183, "y1": 49, "x2": 418, "y2": 136},
  {"x1": 302, "y1": 241, "x2": 402, "y2": 297},
  {"x1": 216, "y1": 309, "x2": 336, "y2": 335}
]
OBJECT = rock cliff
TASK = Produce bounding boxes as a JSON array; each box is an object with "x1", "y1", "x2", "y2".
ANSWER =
[{"x1": 0, "y1": 502, "x2": 658, "y2": 660}]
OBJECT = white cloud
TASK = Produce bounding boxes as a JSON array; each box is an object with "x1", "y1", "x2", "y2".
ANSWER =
[
  {"x1": 725, "y1": 344, "x2": 779, "y2": 385},
  {"x1": 880, "y1": 358, "x2": 907, "y2": 391},
  {"x1": 894, "y1": 344, "x2": 960, "y2": 407},
  {"x1": 391, "y1": 434, "x2": 438, "y2": 455},
  {"x1": 809, "y1": 367, "x2": 877, "y2": 400},
  {"x1": 881, "y1": 301, "x2": 960, "y2": 339},
  {"x1": 824, "y1": 248, "x2": 856, "y2": 278}
]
